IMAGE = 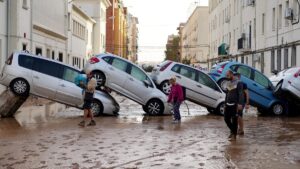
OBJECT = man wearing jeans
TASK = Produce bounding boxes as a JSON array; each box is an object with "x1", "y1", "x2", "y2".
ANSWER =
[{"x1": 224, "y1": 70, "x2": 244, "y2": 141}]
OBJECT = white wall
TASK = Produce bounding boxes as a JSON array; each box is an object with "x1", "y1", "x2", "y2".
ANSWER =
[{"x1": 0, "y1": 0, "x2": 7, "y2": 70}]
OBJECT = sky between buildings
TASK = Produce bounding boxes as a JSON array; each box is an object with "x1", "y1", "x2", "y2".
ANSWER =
[{"x1": 123, "y1": 0, "x2": 209, "y2": 64}]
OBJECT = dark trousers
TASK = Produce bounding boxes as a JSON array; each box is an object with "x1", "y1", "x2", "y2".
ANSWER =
[
  {"x1": 224, "y1": 104, "x2": 238, "y2": 135},
  {"x1": 173, "y1": 102, "x2": 181, "y2": 120}
]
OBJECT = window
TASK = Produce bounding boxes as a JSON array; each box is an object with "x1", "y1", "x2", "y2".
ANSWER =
[
  {"x1": 46, "y1": 49, "x2": 50, "y2": 58},
  {"x1": 130, "y1": 65, "x2": 147, "y2": 82},
  {"x1": 197, "y1": 71, "x2": 219, "y2": 91},
  {"x1": 36, "y1": 47, "x2": 42, "y2": 56},
  {"x1": 179, "y1": 66, "x2": 196, "y2": 80},
  {"x1": 291, "y1": 45, "x2": 297, "y2": 66},
  {"x1": 59, "y1": 52, "x2": 63, "y2": 62},
  {"x1": 19, "y1": 55, "x2": 34, "y2": 69},
  {"x1": 72, "y1": 20, "x2": 86, "y2": 39},
  {"x1": 277, "y1": 49, "x2": 282, "y2": 71},
  {"x1": 254, "y1": 71, "x2": 269, "y2": 88},
  {"x1": 171, "y1": 64, "x2": 180, "y2": 73},
  {"x1": 52, "y1": 51, "x2": 55, "y2": 60},
  {"x1": 279, "y1": 4, "x2": 282, "y2": 29},
  {"x1": 272, "y1": 8, "x2": 276, "y2": 31},
  {"x1": 262, "y1": 13, "x2": 265, "y2": 35},
  {"x1": 286, "y1": 1, "x2": 290, "y2": 27},
  {"x1": 102, "y1": 56, "x2": 112, "y2": 63},
  {"x1": 236, "y1": 66, "x2": 251, "y2": 78},
  {"x1": 63, "y1": 68, "x2": 79, "y2": 83},
  {"x1": 22, "y1": 0, "x2": 28, "y2": 9},
  {"x1": 271, "y1": 50, "x2": 275, "y2": 71},
  {"x1": 111, "y1": 58, "x2": 128, "y2": 72},
  {"x1": 33, "y1": 58, "x2": 63, "y2": 78},
  {"x1": 284, "y1": 48, "x2": 288, "y2": 69},
  {"x1": 22, "y1": 44, "x2": 27, "y2": 51}
]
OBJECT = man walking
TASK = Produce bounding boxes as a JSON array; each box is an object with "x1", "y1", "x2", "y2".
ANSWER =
[{"x1": 224, "y1": 70, "x2": 244, "y2": 141}]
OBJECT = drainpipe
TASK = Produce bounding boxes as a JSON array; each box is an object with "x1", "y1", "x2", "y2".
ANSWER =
[{"x1": 6, "y1": 0, "x2": 10, "y2": 58}]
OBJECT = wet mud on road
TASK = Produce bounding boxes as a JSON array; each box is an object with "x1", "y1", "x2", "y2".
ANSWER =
[{"x1": 0, "y1": 96, "x2": 300, "y2": 169}]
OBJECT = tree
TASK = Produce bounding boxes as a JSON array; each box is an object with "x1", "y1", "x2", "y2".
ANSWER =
[
  {"x1": 165, "y1": 36, "x2": 180, "y2": 61},
  {"x1": 182, "y1": 57, "x2": 191, "y2": 65}
]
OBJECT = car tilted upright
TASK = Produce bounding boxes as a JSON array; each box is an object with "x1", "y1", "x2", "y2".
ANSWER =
[
  {"x1": 150, "y1": 60, "x2": 226, "y2": 115},
  {"x1": 0, "y1": 51, "x2": 120, "y2": 116},
  {"x1": 209, "y1": 61, "x2": 286, "y2": 115},
  {"x1": 83, "y1": 53, "x2": 170, "y2": 115}
]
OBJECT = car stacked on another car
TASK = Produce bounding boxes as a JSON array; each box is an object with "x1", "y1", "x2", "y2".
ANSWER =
[
  {"x1": 270, "y1": 67, "x2": 300, "y2": 101},
  {"x1": 150, "y1": 60, "x2": 226, "y2": 115},
  {"x1": 209, "y1": 61, "x2": 286, "y2": 115},
  {"x1": 83, "y1": 53, "x2": 171, "y2": 115},
  {"x1": 0, "y1": 51, "x2": 120, "y2": 116}
]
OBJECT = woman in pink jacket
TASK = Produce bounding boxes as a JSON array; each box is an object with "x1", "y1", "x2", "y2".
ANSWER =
[{"x1": 168, "y1": 77, "x2": 184, "y2": 123}]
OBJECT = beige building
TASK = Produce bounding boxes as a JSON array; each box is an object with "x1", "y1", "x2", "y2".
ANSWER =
[
  {"x1": 126, "y1": 13, "x2": 139, "y2": 63},
  {"x1": 209, "y1": 0, "x2": 300, "y2": 77},
  {"x1": 181, "y1": 6, "x2": 209, "y2": 69}
]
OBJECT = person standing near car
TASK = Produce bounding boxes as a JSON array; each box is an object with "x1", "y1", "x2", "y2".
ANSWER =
[
  {"x1": 235, "y1": 73, "x2": 250, "y2": 135},
  {"x1": 224, "y1": 70, "x2": 244, "y2": 141},
  {"x1": 167, "y1": 77, "x2": 184, "y2": 123}
]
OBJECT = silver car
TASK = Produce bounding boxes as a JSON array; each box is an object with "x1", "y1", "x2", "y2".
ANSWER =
[
  {"x1": 83, "y1": 53, "x2": 171, "y2": 115},
  {"x1": 0, "y1": 51, "x2": 119, "y2": 116},
  {"x1": 151, "y1": 60, "x2": 226, "y2": 115}
]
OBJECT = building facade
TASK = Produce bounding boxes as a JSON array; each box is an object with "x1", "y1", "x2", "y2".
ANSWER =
[
  {"x1": 209, "y1": 0, "x2": 300, "y2": 77},
  {"x1": 181, "y1": 7, "x2": 209, "y2": 69},
  {"x1": 126, "y1": 13, "x2": 139, "y2": 63}
]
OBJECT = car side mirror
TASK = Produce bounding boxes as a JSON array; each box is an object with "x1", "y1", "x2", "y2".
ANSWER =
[
  {"x1": 272, "y1": 70, "x2": 278, "y2": 75},
  {"x1": 143, "y1": 80, "x2": 150, "y2": 88}
]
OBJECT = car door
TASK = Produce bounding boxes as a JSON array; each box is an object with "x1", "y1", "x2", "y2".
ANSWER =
[
  {"x1": 106, "y1": 57, "x2": 129, "y2": 94},
  {"x1": 31, "y1": 58, "x2": 63, "y2": 99},
  {"x1": 55, "y1": 67, "x2": 83, "y2": 107},
  {"x1": 175, "y1": 65, "x2": 197, "y2": 102},
  {"x1": 251, "y1": 70, "x2": 274, "y2": 107},
  {"x1": 195, "y1": 71, "x2": 223, "y2": 108},
  {"x1": 124, "y1": 64, "x2": 154, "y2": 104}
]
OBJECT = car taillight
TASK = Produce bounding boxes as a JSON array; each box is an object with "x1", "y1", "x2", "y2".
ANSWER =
[
  {"x1": 217, "y1": 63, "x2": 227, "y2": 74},
  {"x1": 160, "y1": 62, "x2": 172, "y2": 71},
  {"x1": 294, "y1": 69, "x2": 300, "y2": 78},
  {"x1": 6, "y1": 53, "x2": 13, "y2": 65},
  {"x1": 89, "y1": 57, "x2": 100, "y2": 64}
]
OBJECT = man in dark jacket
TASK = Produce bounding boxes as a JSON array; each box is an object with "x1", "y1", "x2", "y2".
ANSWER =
[{"x1": 224, "y1": 70, "x2": 244, "y2": 141}]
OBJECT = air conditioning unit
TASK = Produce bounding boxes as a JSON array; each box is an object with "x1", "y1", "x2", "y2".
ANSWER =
[
  {"x1": 285, "y1": 8, "x2": 293, "y2": 20},
  {"x1": 247, "y1": 0, "x2": 255, "y2": 6}
]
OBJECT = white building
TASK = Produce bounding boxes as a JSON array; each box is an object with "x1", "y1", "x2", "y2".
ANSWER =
[
  {"x1": 181, "y1": 6, "x2": 209, "y2": 69},
  {"x1": 0, "y1": 0, "x2": 8, "y2": 71},
  {"x1": 126, "y1": 13, "x2": 139, "y2": 63},
  {"x1": 209, "y1": 0, "x2": 300, "y2": 77},
  {"x1": 74, "y1": 0, "x2": 111, "y2": 54},
  {"x1": 67, "y1": 4, "x2": 96, "y2": 69}
]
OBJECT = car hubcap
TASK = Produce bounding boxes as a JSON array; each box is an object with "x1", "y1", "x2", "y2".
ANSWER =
[
  {"x1": 148, "y1": 102, "x2": 161, "y2": 115},
  {"x1": 219, "y1": 104, "x2": 225, "y2": 115},
  {"x1": 220, "y1": 80, "x2": 228, "y2": 91},
  {"x1": 162, "y1": 82, "x2": 171, "y2": 94},
  {"x1": 14, "y1": 81, "x2": 26, "y2": 94},
  {"x1": 91, "y1": 103, "x2": 100, "y2": 116},
  {"x1": 273, "y1": 104, "x2": 283, "y2": 115},
  {"x1": 93, "y1": 74, "x2": 103, "y2": 86}
]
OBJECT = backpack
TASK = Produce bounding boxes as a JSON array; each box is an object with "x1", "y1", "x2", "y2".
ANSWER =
[{"x1": 75, "y1": 74, "x2": 87, "y2": 87}]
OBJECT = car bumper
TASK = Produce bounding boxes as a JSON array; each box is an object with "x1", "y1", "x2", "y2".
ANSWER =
[{"x1": 282, "y1": 83, "x2": 300, "y2": 100}]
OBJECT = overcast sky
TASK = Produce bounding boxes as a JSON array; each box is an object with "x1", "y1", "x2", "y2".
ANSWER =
[{"x1": 123, "y1": 0, "x2": 209, "y2": 63}]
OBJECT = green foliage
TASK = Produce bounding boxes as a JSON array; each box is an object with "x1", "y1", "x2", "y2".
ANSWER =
[
  {"x1": 165, "y1": 36, "x2": 180, "y2": 61},
  {"x1": 182, "y1": 58, "x2": 191, "y2": 65}
]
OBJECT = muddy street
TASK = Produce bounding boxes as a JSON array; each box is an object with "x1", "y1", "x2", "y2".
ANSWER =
[{"x1": 0, "y1": 96, "x2": 300, "y2": 169}]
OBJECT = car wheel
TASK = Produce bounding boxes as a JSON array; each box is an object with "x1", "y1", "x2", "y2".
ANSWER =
[
  {"x1": 273, "y1": 81, "x2": 283, "y2": 97},
  {"x1": 10, "y1": 78, "x2": 30, "y2": 96},
  {"x1": 160, "y1": 81, "x2": 171, "y2": 95},
  {"x1": 91, "y1": 100, "x2": 103, "y2": 117},
  {"x1": 145, "y1": 99, "x2": 164, "y2": 116},
  {"x1": 215, "y1": 102, "x2": 225, "y2": 115},
  {"x1": 206, "y1": 108, "x2": 215, "y2": 114},
  {"x1": 217, "y1": 78, "x2": 228, "y2": 91},
  {"x1": 92, "y1": 71, "x2": 106, "y2": 87},
  {"x1": 142, "y1": 105, "x2": 147, "y2": 112},
  {"x1": 270, "y1": 103, "x2": 284, "y2": 116}
]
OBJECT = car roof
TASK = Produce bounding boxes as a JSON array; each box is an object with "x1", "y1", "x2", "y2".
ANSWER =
[
  {"x1": 168, "y1": 61, "x2": 209, "y2": 74},
  {"x1": 15, "y1": 51, "x2": 81, "y2": 71}
]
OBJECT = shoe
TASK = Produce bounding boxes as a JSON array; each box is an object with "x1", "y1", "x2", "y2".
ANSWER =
[
  {"x1": 228, "y1": 135, "x2": 236, "y2": 141},
  {"x1": 172, "y1": 120, "x2": 179, "y2": 124},
  {"x1": 228, "y1": 133, "x2": 233, "y2": 139},
  {"x1": 78, "y1": 121, "x2": 85, "y2": 127},
  {"x1": 238, "y1": 130, "x2": 244, "y2": 135},
  {"x1": 87, "y1": 120, "x2": 96, "y2": 126}
]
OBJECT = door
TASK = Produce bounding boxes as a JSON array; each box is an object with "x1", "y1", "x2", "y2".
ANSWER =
[
  {"x1": 252, "y1": 70, "x2": 274, "y2": 107},
  {"x1": 124, "y1": 64, "x2": 154, "y2": 104},
  {"x1": 31, "y1": 58, "x2": 63, "y2": 99},
  {"x1": 175, "y1": 65, "x2": 197, "y2": 102},
  {"x1": 55, "y1": 67, "x2": 83, "y2": 107},
  {"x1": 235, "y1": 65, "x2": 254, "y2": 104},
  {"x1": 106, "y1": 57, "x2": 129, "y2": 94}
]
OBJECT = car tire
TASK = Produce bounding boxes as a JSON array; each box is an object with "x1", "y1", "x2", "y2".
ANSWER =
[
  {"x1": 160, "y1": 80, "x2": 171, "y2": 95},
  {"x1": 273, "y1": 81, "x2": 283, "y2": 97},
  {"x1": 91, "y1": 100, "x2": 104, "y2": 117},
  {"x1": 145, "y1": 99, "x2": 164, "y2": 116},
  {"x1": 206, "y1": 108, "x2": 214, "y2": 114},
  {"x1": 217, "y1": 78, "x2": 228, "y2": 92},
  {"x1": 214, "y1": 102, "x2": 225, "y2": 115},
  {"x1": 142, "y1": 105, "x2": 147, "y2": 112},
  {"x1": 92, "y1": 71, "x2": 106, "y2": 88},
  {"x1": 270, "y1": 102, "x2": 285, "y2": 116},
  {"x1": 10, "y1": 78, "x2": 30, "y2": 96}
]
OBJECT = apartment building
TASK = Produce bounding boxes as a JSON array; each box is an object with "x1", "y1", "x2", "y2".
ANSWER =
[
  {"x1": 181, "y1": 6, "x2": 209, "y2": 69},
  {"x1": 126, "y1": 13, "x2": 139, "y2": 63},
  {"x1": 209, "y1": 0, "x2": 300, "y2": 77}
]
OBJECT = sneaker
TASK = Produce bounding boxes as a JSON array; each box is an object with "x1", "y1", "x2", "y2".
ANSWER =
[
  {"x1": 228, "y1": 135, "x2": 236, "y2": 141},
  {"x1": 78, "y1": 121, "x2": 85, "y2": 127},
  {"x1": 87, "y1": 120, "x2": 96, "y2": 126}
]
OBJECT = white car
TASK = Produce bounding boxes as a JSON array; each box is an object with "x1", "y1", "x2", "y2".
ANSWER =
[
  {"x1": 151, "y1": 60, "x2": 226, "y2": 115},
  {"x1": 0, "y1": 51, "x2": 120, "y2": 116},
  {"x1": 271, "y1": 67, "x2": 300, "y2": 101},
  {"x1": 83, "y1": 53, "x2": 170, "y2": 115}
]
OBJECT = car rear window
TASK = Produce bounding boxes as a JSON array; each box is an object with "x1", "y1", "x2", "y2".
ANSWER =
[{"x1": 32, "y1": 58, "x2": 64, "y2": 79}]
